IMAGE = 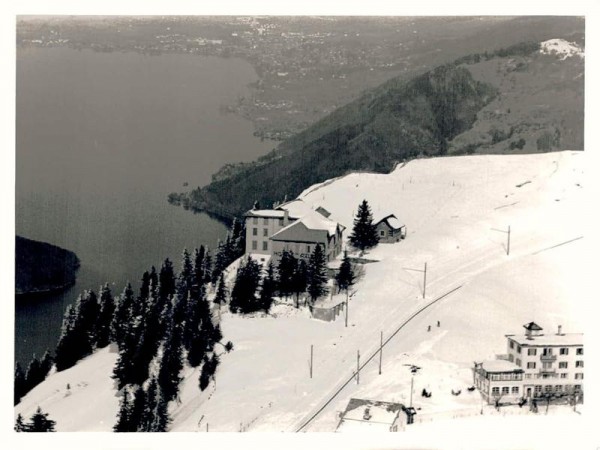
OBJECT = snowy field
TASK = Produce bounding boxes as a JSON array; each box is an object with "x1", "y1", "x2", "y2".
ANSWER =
[{"x1": 13, "y1": 151, "x2": 594, "y2": 447}]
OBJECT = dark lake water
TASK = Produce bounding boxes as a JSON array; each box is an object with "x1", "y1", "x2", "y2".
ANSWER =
[{"x1": 15, "y1": 46, "x2": 273, "y2": 366}]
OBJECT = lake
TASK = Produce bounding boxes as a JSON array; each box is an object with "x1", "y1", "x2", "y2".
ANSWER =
[{"x1": 15, "y1": 46, "x2": 273, "y2": 366}]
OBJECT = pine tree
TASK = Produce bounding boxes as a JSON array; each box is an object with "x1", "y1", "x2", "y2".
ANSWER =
[
  {"x1": 139, "y1": 271, "x2": 151, "y2": 303},
  {"x1": 14, "y1": 363, "x2": 26, "y2": 406},
  {"x1": 194, "y1": 245, "x2": 206, "y2": 287},
  {"x1": 78, "y1": 289, "x2": 100, "y2": 346},
  {"x1": 307, "y1": 245, "x2": 328, "y2": 303},
  {"x1": 277, "y1": 250, "x2": 297, "y2": 299},
  {"x1": 229, "y1": 257, "x2": 261, "y2": 314},
  {"x1": 24, "y1": 355, "x2": 42, "y2": 394},
  {"x1": 97, "y1": 284, "x2": 116, "y2": 348},
  {"x1": 151, "y1": 386, "x2": 170, "y2": 432},
  {"x1": 213, "y1": 273, "x2": 227, "y2": 306},
  {"x1": 335, "y1": 250, "x2": 355, "y2": 293},
  {"x1": 349, "y1": 199, "x2": 379, "y2": 251},
  {"x1": 54, "y1": 298, "x2": 93, "y2": 372},
  {"x1": 259, "y1": 261, "x2": 276, "y2": 313},
  {"x1": 159, "y1": 258, "x2": 176, "y2": 301},
  {"x1": 139, "y1": 376, "x2": 171, "y2": 432},
  {"x1": 14, "y1": 413, "x2": 27, "y2": 432},
  {"x1": 179, "y1": 248, "x2": 194, "y2": 293},
  {"x1": 39, "y1": 350, "x2": 53, "y2": 380},
  {"x1": 292, "y1": 259, "x2": 308, "y2": 308},
  {"x1": 157, "y1": 325, "x2": 184, "y2": 403},
  {"x1": 111, "y1": 283, "x2": 136, "y2": 349},
  {"x1": 114, "y1": 388, "x2": 133, "y2": 432},
  {"x1": 27, "y1": 407, "x2": 56, "y2": 432},
  {"x1": 202, "y1": 251, "x2": 213, "y2": 284},
  {"x1": 212, "y1": 239, "x2": 229, "y2": 284}
]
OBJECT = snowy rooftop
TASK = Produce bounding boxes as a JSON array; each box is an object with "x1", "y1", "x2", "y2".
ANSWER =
[
  {"x1": 336, "y1": 398, "x2": 402, "y2": 432},
  {"x1": 271, "y1": 209, "x2": 341, "y2": 238},
  {"x1": 481, "y1": 360, "x2": 523, "y2": 373},
  {"x1": 278, "y1": 199, "x2": 316, "y2": 219},
  {"x1": 245, "y1": 209, "x2": 287, "y2": 218},
  {"x1": 373, "y1": 213, "x2": 404, "y2": 230},
  {"x1": 506, "y1": 333, "x2": 583, "y2": 347}
]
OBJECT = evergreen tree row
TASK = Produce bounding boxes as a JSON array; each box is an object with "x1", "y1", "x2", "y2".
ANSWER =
[
  {"x1": 14, "y1": 351, "x2": 53, "y2": 405},
  {"x1": 15, "y1": 407, "x2": 56, "y2": 432}
]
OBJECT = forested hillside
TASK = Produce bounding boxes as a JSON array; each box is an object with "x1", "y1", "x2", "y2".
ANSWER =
[
  {"x1": 170, "y1": 39, "x2": 583, "y2": 220},
  {"x1": 15, "y1": 236, "x2": 80, "y2": 296}
]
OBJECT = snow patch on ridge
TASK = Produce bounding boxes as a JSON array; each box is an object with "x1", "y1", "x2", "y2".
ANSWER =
[{"x1": 540, "y1": 39, "x2": 584, "y2": 60}]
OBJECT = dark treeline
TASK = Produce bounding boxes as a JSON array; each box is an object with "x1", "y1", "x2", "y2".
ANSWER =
[{"x1": 14, "y1": 219, "x2": 245, "y2": 432}]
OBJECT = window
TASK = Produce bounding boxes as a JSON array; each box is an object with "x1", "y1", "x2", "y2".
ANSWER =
[
  {"x1": 576, "y1": 348, "x2": 583, "y2": 355},
  {"x1": 559, "y1": 362, "x2": 568, "y2": 369},
  {"x1": 544, "y1": 385, "x2": 552, "y2": 393},
  {"x1": 263, "y1": 228, "x2": 268, "y2": 237},
  {"x1": 307, "y1": 245, "x2": 311, "y2": 253},
  {"x1": 561, "y1": 373, "x2": 568, "y2": 379},
  {"x1": 534, "y1": 385, "x2": 542, "y2": 394},
  {"x1": 574, "y1": 385, "x2": 581, "y2": 392},
  {"x1": 527, "y1": 362, "x2": 536, "y2": 369},
  {"x1": 555, "y1": 385, "x2": 562, "y2": 392},
  {"x1": 502, "y1": 387, "x2": 509, "y2": 395},
  {"x1": 389, "y1": 230, "x2": 394, "y2": 236},
  {"x1": 279, "y1": 218, "x2": 284, "y2": 226},
  {"x1": 560, "y1": 348, "x2": 569, "y2": 355},
  {"x1": 542, "y1": 362, "x2": 553, "y2": 369},
  {"x1": 509, "y1": 341, "x2": 514, "y2": 349},
  {"x1": 528, "y1": 348, "x2": 537, "y2": 356},
  {"x1": 575, "y1": 373, "x2": 583, "y2": 380},
  {"x1": 512, "y1": 386, "x2": 519, "y2": 394},
  {"x1": 515, "y1": 358, "x2": 521, "y2": 367},
  {"x1": 262, "y1": 241, "x2": 268, "y2": 251},
  {"x1": 508, "y1": 354, "x2": 514, "y2": 362},
  {"x1": 380, "y1": 230, "x2": 385, "y2": 236},
  {"x1": 525, "y1": 374, "x2": 532, "y2": 379},
  {"x1": 492, "y1": 387, "x2": 500, "y2": 395},
  {"x1": 517, "y1": 345, "x2": 522, "y2": 354},
  {"x1": 253, "y1": 217, "x2": 258, "y2": 225},
  {"x1": 575, "y1": 361, "x2": 584, "y2": 368},
  {"x1": 542, "y1": 348, "x2": 552, "y2": 356},
  {"x1": 252, "y1": 240, "x2": 257, "y2": 250},
  {"x1": 252, "y1": 228, "x2": 258, "y2": 236},
  {"x1": 491, "y1": 374, "x2": 500, "y2": 381}
]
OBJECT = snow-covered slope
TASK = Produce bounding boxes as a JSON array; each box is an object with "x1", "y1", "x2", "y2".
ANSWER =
[{"x1": 15, "y1": 152, "x2": 587, "y2": 439}]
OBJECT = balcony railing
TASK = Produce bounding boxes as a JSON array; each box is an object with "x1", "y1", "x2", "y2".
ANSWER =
[
  {"x1": 538, "y1": 368, "x2": 557, "y2": 375},
  {"x1": 540, "y1": 354, "x2": 557, "y2": 362}
]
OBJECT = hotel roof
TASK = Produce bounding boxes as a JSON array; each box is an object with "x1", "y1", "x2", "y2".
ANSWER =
[
  {"x1": 481, "y1": 360, "x2": 523, "y2": 373},
  {"x1": 506, "y1": 333, "x2": 583, "y2": 347}
]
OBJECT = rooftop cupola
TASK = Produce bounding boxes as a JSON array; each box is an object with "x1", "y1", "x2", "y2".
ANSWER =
[{"x1": 523, "y1": 321, "x2": 543, "y2": 339}]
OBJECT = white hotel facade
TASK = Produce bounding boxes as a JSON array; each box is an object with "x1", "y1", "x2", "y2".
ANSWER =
[{"x1": 474, "y1": 322, "x2": 583, "y2": 404}]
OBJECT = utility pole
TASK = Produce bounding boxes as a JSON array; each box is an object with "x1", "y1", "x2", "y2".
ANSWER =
[
  {"x1": 423, "y1": 262, "x2": 427, "y2": 299},
  {"x1": 345, "y1": 290, "x2": 349, "y2": 327},
  {"x1": 491, "y1": 226, "x2": 511, "y2": 255},
  {"x1": 356, "y1": 350, "x2": 360, "y2": 384},
  {"x1": 310, "y1": 345, "x2": 313, "y2": 379},
  {"x1": 379, "y1": 331, "x2": 383, "y2": 375},
  {"x1": 410, "y1": 375, "x2": 414, "y2": 408},
  {"x1": 402, "y1": 265, "x2": 427, "y2": 298}
]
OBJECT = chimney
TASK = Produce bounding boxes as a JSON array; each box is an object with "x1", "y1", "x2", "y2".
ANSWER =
[
  {"x1": 283, "y1": 209, "x2": 289, "y2": 226},
  {"x1": 557, "y1": 325, "x2": 562, "y2": 335}
]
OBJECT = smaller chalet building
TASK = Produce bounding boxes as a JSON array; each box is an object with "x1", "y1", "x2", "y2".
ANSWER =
[
  {"x1": 336, "y1": 398, "x2": 405, "y2": 432},
  {"x1": 374, "y1": 214, "x2": 406, "y2": 243},
  {"x1": 244, "y1": 199, "x2": 345, "y2": 263}
]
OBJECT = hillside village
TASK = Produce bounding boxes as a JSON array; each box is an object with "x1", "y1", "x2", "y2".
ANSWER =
[{"x1": 15, "y1": 150, "x2": 586, "y2": 444}]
